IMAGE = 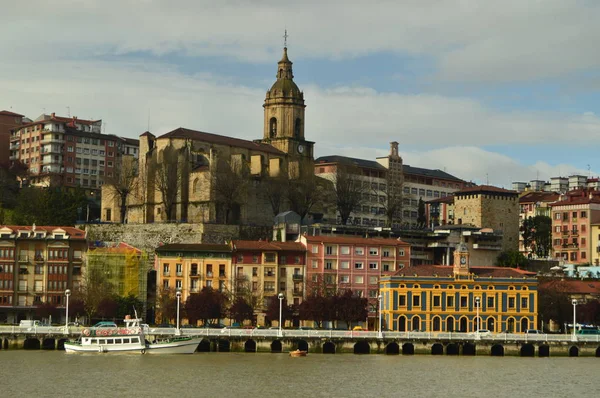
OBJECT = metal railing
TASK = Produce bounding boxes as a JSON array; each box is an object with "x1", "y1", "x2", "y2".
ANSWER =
[{"x1": 2, "y1": 326, "x2": 598, "y2": 344}]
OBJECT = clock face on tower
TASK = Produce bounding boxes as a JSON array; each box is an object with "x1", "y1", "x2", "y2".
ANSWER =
[
  {"x1": 297, "y1": 144, "x2": 304, "y2": 154},
  {"x1": 460, "y1": 256, "x2": 467, "y2": 267}
]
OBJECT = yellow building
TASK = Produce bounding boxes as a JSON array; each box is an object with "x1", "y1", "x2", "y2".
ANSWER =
[
  {"x1": 154, "y1": 243, "x2": 233, "y2": 303},
  {"x1": 380, "y1": 243, "x2": 538, "y2": 333},
  {"x1": 85, "y1": 242, "x2": 148, "y2": 299}
]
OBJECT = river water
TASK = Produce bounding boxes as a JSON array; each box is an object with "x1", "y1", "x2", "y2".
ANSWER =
[{"x1": 2, "y1": 351, "x2": 598, "y2": 397}]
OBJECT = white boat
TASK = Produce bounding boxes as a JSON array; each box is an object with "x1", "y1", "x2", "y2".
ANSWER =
[{"x1": 64, "y1": 315, "x2": 201, "y2": 354}]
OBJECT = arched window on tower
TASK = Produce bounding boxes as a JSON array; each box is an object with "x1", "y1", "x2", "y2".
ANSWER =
[
  {"x1": 269, "y1": 117, "x2": 277, "y2": 138},
  {"x1": 294, "y1": 118, "x2": 301, "y2": 138},
  {"x1": 279, "y1": 69, "x2": 283, "y2": 78}
]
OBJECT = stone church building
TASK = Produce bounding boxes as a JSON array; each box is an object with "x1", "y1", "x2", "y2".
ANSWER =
[{"x1": 101, "y1": 47, "x2": 315, "y2": 226}]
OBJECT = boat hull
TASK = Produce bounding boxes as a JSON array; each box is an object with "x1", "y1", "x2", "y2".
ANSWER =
[
  {"x1": 64, "y1": 342, "x2": 146, "y2": 354},
  {"x1": 147, "y1": 338, "x2": 202, "y2": 354}
]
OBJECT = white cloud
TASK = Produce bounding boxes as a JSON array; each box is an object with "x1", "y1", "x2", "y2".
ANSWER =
[{"x1": 2, "y1": 1, "x2": 600, "y2": 82}]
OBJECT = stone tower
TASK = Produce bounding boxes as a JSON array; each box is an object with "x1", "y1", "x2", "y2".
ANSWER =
[{"x1": 262, "y1": 47, "x2": 314, "y2": 161}]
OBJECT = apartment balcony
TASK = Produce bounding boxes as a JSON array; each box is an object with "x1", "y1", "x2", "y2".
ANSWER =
[
  {"x1": 190, "y1": 272, "x2": 200, "y2": 278},
  {"x1": 293, "y1": 289, "x2": 304, "y2": 296},
  {"x1": 292, "y1": 274, "x2": 303, "y2": 281},
  {"x1": 571, "y1": 230, "x2": 579, "y2": 237},
  {"x1": 9, "y1": 154, "x2": 17, "y2": 160},
  {"x1": 561, "y1": 231, "x2": 570, "y2": 237},
  {"x1": 18, "y1": 255, "x2": 29, "y2": 263},
  {"x1": 34, "y1": 255, "x2": 45, "y2": 262},
  {"x1": 206, "y1": 272, "x2": 213, "y2": 278},
  {"x1": 264, "y1": 272, "x2": 275, "y2": 278},
  {"x1": 163, "y1": 272, "x2": 170, "y2": 277},
  {"x1": 9, "y1": 143, "x2": 20, "y2": 150},
  {"x1": 219, "y1": 272, "x2": 226, "y2": 278},
  {"x1": 176, "y1": 271, "x2": 183, "y2": 277},
  {"x1": 472, "y1": 243, "x2": 502, "y2": 250}
]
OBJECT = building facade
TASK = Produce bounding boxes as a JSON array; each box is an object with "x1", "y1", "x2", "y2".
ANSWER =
[
  {"x1": 154, "y1": 243, "x2": 233, "y2": 303},
  {"x1": 300, "y1": 235, "x2": 411, "y2": 329},
  {"x1": 8, "y1": 113, "x2": 138, "y2": 194},
  {"x1": 550, "y1": 189, "x2": 600, "y2": 264},
  {"x1": 0, "y1": 225, "x2": 87, "y2": 323},
  {"x1": 231, "y1": 240, "x2": 306, "y2": 324},
  {"x1": 453, "y1": 185, "x2": 519, "y2": 252},
  {"x1": 0, "y1": 110, "x2": 26, "y2": 165},
  {"x1": 380, "y1": 244, "x2": 538, "y2": 333},
  {"x1": 518, "y1": 191, "x2": 559, "y2": 256}
]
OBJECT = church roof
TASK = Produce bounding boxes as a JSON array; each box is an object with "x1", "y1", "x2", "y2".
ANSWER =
[
  {"x1": 158, "y1": 127, "x2": 285, "y2": 155},
  {"x1": 315, "y1": 155, "x2": 387, "y2": 170},
  {"x1": 269, "y1": 78, "x2": 301, "y2": 96}
]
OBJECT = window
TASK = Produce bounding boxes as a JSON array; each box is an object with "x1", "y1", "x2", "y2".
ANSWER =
[
  {"x1": 383, "y1": 263, "x2": 390, "y2": 272},
  {"x1": 354, "y1": 262, "x2": 364, "y2": 269},
  {"x1": 354, "y1": 276, "x2": 364, "y2": 284},
  {"x1": 340, "y1": 261, "x2": 349, "y2": 269},
  {"x1": 326, "y1": 246, "x2": 335, "y2": 255},
  {"x1": 412, "y1": 295, "x2": 420, "y2": 307},
  {"x1": 369, "y1": 247, "x2": 378, "y2": 255},
  {"x1": 382, "y1": 249, "x2": 390, "y2": 257},
  {"x1": 162, "y1": 264, "x2": 169, "y2": 276},
  {"x1": 521, "y1": 297, "x2": 528, "y2": 309},
  {"x1": 369, "y1": 262, "x2": 378, "y2": 270},
  {"x1": 311, "y1": 260, "x2": 318, "y2": 269},
  {"x1": 487, "y1": 297, "x2": 494, "y2": 309},
  {"x1": 433, "y1": 296, "x2": 441, "y2": 307},
  {"x1": 369, "y1": 276, "x2": 378, "y2": 285},
  {"x1": 175, "y1": 280, "x2": 182, "y2": 289},
  {"x1": 311, "y1": 245, "x2": 319, "y2": 254},
  {"x1": 265, "y1": 253, "x2": 276, "y2": 263},
  {"x1": 508, "y1": 297, "x2": 516, "y2": 309},
  {"x1": 325, "y1": 261, "x2": 333, "y2": 270},
  {"x1": 252, "y1": 267, "x2": 258, "y2": 276},
  {"x1": 355, "y1": 247, "x2": 364, "y2": 255},
  {"x1": 399, "y1": 295, "x2": 406, "y2": 306},
  {"x1": 398, "y1": 249, "x2": 405, "y2": 256},
  {"x1": 340, "y1": 246, "x2": 350, "y2": 255},
  {"x1": 340, "y1": 275, "x2": 350, "y2": 284},
  {"x1": 176, "y1": 263, "x2": 182, "y2": 276},
  {"x1": 460, "y1": 296, "x2": 468, "y2": 308}
]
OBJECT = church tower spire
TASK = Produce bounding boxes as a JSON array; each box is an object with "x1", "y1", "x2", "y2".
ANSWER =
[{"x1": 262, "y1": 37, "x2": 313, "y2": 160}]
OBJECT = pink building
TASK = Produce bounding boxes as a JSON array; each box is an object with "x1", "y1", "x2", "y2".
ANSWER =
[
  {"x1": 550, "y1": 189, "x2": 600, "y2": 263},
  {"x1": 299, "y1": 235, "x2": 410, "y2": 329}
]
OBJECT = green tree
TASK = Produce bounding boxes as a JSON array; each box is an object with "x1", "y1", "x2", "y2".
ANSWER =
[
  {"x1": 537, "y1": 278, "x2": 573, "y2": 332},
  {"x1": 521, "y1": 215, "x2": 552, "y2": 257},
  {"x1": 12, "y1": 187, "x2": 87, "y2": 226},
  {"x1": 264, "y1": 296, "x2": 293, "y2": 327},
  {"x1": 495, "y1": 250, "x2": 528, "y2": 268}
]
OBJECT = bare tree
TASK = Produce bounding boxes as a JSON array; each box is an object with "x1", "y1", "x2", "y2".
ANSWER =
[
  {"x1": 262, "y1": 173, "x2": 288, "y2": 216},
  {"x1": 103, "y1": 155, "x2": 138, "y2": 223},
  {"x1": 233, "y1": 276, "x2": 264, "y2": 324},
  {"x1": 211, "y1": 157, "x2": 249, "y2": 224},
  {"x1": 287, "y1": 163, "x2": 325, "y2": 220},
  {"x1": 331, "y1": 164, "x2": 366, "y2": 225},
  {"x1": 76, "y1": 266, "x2": 114, "y2": 321},
  {"x1": 154, "y1": 144, "x2": 189, "y2": 222},
  {"x1": 379, "y1": 170, "x2": 403, "y2": 227}
]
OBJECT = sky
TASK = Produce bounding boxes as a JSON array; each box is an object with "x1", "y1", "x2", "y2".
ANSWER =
[{"x1": 2, "y1": 0, "x2": 600, "y2": 188}]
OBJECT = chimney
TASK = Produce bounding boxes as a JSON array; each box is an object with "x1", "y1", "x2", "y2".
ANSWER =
[{"x1": 51, "y1": 112, "x2": 55, "y2": 118}]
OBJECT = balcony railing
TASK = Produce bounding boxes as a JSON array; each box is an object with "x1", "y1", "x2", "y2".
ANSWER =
[
  {"x1": 292, "y1": 274, "x2": 303, "y2": 281},
  {"x1": 293, "y1": 289, "x2": 303, "y2": 296},
  {"x1": 163, "y1": 272, "x2": 170, "y2": 277},
  {"x1": 219, "y1": 272, "x2": 226, "y2": 278},
  {"x1": 264, "y1": 272, "x2": 275, "y2": 277},
  {"x1": 176, "y1": 272, "x2": 183, "y2": 276},
  {"x1": 34, "y1": 255, "x2": 44, "y2": 262},
  {"x1": 206, "y1": 272, "x2": 213, "y2": 278},
  {"x1": 190, "y1": 272, "x2": 200, "y2": 277},
  {"x1": 18, "y1": 255, "x2": 29, "y2": 262}
]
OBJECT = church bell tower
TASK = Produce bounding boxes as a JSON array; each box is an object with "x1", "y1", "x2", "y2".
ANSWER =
[{"x1": 262, "y1": 36, "x2": 314, "y2": 160}]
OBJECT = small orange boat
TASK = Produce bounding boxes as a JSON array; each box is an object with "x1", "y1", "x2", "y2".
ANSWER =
[{"x1": 289, "y1": 349, "x2": 307, "y2": 357}]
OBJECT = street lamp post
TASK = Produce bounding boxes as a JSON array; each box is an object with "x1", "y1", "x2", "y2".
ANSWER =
[
  {"x1": 378, "y1": 294, "x2": 383, "y2": 339},
  {"x1": 572, "y1": 299, "x2": 578, "y2": 341},
  {"x1": 176, "y1": 289, "x2": 182, "y2": 336},
  {"x1": 475, "y1": 297, "x2": 481, "y2": 336},
  {"x1": 64, "y1": 289, "x2": 71, "y2": 333},
  {"x1": 278, "y1": 292, "x2": 284, "y2": 337}
]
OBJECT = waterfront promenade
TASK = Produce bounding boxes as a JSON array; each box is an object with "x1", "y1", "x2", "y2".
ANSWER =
[{"x1": 1, "y1": 325, "x2": 600, "y2": 356}]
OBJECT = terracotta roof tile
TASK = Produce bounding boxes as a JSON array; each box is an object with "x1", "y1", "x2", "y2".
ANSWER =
[
  {"x1": 155, "y1": 243, "x2": 231, "y2": 252},
  {"x1": 304, "y1": 235, "x2": 409, "y2": 246},
  {"x1": 539, "y1": 279, "x2": 600, "y2": 294},
  {"x1": 0, "y1": 110, "x2": 24, "y2": 117},
  {"x1": 158, "y1": 127, "x2": 285, "y2": 155},
  {"x1": 232, "y1": 240, "x2": 305, "y2": 251},
  {"x1": 392, "y1": 264, "x2": 536, "y2": 278},
  {"x1": 455, "y1": 185, "x2": 517, "y2": 196},
  {"x1": 0, "y1": 225, "x2": 86, "y2": 238},
  {"x1": 519, "y1": 191, "x2": 560, "y2": 204}
]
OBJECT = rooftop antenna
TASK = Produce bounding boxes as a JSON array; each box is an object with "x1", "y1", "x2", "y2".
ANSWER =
[
  {"x1": 67, "y1": 106, "x2": 71, "y2": 117},
  {"x1": 147, "y1": 109, "x2": 151, "y2": 131},
  {"x1": 486, "y1": 173, "x2": 489, "y2": 185},
  {"x1": 588, "y1": 164, "x2": 591, "y2": 178},
  {"x1": 283, "y1": 29, "x2": 288, "y2": 47}
]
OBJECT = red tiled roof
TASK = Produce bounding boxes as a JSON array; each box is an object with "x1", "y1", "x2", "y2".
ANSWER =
[
  {"x1": 455, "y1": 185, "x2": 517, "y2": 195},
  {"x1": 393, "y1": 264, "x2": 536, "y2": 278},
  {"x1": 232, "y1": 240, "x2": 305, "y2": 251},
  {"x1": 519, "y1": 191, "x2": 560, "y2": 204},
  {"x1": 155, "y1": 243, "x2": 231, "y2": 252},
  {"x1": 550, "y1": 196, "x2": 600, "y2": 207},
  {"x1": 427, "y1": 195, "x2": 454, "y2": 204},
  {"x1": 16, "y1": 114, "x2": 100, "y2": 129},
  {"x1": 539, "y1": 279, "x2": 600, "y2": 295},
  {"x1": 0, "y1": 225, "x2": 86, "y2": 238},
  {"x1": 88, "y1": 242, "x2": 142, "y2": 254},
  {"x1": 158, "y1": 127, "x2": 285, "y2": 155},
  {"x1": 0, "y1": 110, "x2": 24, "y2": 117},
  {"x1": 304, "y1": 235, "x2": 409, "y2": 246}
]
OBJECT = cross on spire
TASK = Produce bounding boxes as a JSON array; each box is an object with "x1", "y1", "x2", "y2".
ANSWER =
[{"x1": 283, "y1": 29, "x2": 288, "y2": 48}]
